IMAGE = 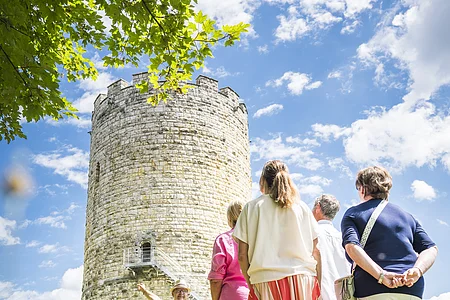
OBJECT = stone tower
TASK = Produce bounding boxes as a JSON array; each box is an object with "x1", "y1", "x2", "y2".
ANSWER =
[{"x1": 82, "y1": 73, "x2": 251, "y2": 300}]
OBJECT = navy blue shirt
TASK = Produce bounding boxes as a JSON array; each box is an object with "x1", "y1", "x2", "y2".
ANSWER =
[{"x1": 341, "y1": 199, "x2": 436, "y2": 298}]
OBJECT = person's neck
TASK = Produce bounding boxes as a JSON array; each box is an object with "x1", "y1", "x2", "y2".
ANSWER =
[
  {"x1": 317, "y1": 217, "x2": 332, "y2": 222},
  {"x1": 361, "y1": 196, "x2": 374, "y2": 203}
]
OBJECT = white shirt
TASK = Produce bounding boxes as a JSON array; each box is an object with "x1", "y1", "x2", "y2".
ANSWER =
[
  {"x1": 233, "y1": 194, "x2": 319, "y2": 284},
  {"x1": 317, "y1": 220, "x2": 351, "y2": 300}
]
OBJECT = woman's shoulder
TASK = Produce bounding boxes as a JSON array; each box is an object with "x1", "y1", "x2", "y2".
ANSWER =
[
  {"x1": 247, "y1": 194, "x2": 271, "y2": 207},
  {"x1": 341, "y1": 200, "x2": 376, "y2": 221},
  {"x1": 384, "y1": 201, "x2": 416, "y2": 221},
  {"x1": 293, "y1": 199, "x2": 311, "y2": 211},
  {"x1": 215, "y1": 229, "x2": 234, "y2": 244}
]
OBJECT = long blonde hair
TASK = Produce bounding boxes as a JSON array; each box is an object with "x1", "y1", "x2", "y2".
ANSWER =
[
  {"x1": 227, "y1": 200, "x2": 244, "y2": 228},
  {"x1": 259, "y1": 160, "x2": 297, "y2": 208}
]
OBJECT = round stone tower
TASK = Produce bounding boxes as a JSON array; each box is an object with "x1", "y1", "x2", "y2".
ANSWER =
[{"x1": 82, "y1": 73, "x2": 251, "y2": 300}]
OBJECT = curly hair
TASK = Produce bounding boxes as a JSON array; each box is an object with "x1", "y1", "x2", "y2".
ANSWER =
[
  {"x1": 314, "y1": 194, "x2": 340, "y2": 220},
  {"x1": 355, "y1": 166, "x2": 392, "y2": 200}
]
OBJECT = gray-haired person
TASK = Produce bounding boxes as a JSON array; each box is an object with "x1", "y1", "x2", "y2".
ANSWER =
[{"x1": 313, "y1": 194, "x2": 351, "y2": 300}]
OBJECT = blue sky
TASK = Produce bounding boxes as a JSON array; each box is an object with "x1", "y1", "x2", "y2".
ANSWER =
[{"x1": 1, "y1": 0, "x2": 449, "y2": 299}]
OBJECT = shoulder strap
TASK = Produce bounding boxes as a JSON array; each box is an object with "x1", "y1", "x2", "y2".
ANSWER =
[
  {"x1": 360, "y1": 200, "x2": 388, "y2": 248},
  {"x1": 351, "y1": 200, "x2": 388, "y2": 273}
]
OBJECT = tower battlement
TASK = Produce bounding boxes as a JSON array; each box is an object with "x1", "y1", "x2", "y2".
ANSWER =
[
  {"x1": 94, "y1": 74, "x2": 244, "y2": 112},
  {"x1": 83, "y1": 72, "x2": 251, "y2": 300}
]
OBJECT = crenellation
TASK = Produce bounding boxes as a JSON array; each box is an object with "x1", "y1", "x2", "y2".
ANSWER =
[
  {"x1": 107, "y1": 79, "x2": 130, "y2": 97},
  {"x1": 132, "y1": 72, "x2": 149, "y2": 85},
  {"x1": 83, "y1": 72, "x2": 250, "y2": 300},
  {"x1": 94, "y1": 94, "x2": 107, "y2": 108},
  {"x1": 219, "y1": 87, "x2": 240, "y2": 105},
  {"x1": 196, "y1": 75, "x2": 218, "y2": 90}
]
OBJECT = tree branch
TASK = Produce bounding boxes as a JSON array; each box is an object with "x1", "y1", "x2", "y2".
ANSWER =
[
  {"x1": 0, "y1": 45, "x2": 28, "y2": 87},
  {"x1": 141, "y1": 0, "x2": 165, "y2": 34},
  {"x1": 0, "y1": 17, "x2": 32, "y2": 38}
]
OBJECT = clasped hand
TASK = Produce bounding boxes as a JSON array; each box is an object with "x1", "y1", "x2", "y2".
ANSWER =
[{"x1": 381, "y1": 268, "x2": 421, "y2": 288}]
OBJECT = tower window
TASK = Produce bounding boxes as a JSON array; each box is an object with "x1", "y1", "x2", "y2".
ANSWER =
[
  {"x1": 142, "y1": 242, "x2": 152, "y2": 263},
  {"x1": 95, "y1": 162, "x2": 100, "y2": 183}
]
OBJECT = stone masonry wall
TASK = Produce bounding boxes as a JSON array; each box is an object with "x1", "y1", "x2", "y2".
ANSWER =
[{"x1": 82, "y1": 74, "x2": 251, "y2": 299}]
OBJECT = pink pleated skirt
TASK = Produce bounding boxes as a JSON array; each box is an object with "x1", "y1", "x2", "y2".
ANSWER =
[{"x1": 248, "y1": 274, "x2": 321, "y2": 300}]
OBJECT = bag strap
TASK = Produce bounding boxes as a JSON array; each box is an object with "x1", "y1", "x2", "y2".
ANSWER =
[
  {"x1": 351, "y1": 200, "x2": 388, "y2": 273},
  {"x1": 360, "y1": 200, "x2": 388, "y2": 248}
]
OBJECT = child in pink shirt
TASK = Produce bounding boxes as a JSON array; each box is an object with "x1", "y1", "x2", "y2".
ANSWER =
[{"x1": 208, "y1": 201, "x2": 249, "y2": 300}]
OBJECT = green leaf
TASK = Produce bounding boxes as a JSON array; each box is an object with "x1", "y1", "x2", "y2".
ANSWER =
[{"x1": 0, "y1": 0, "x2": 249, "y2": 142}]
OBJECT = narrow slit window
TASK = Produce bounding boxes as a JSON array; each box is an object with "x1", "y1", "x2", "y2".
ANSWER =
[{"x1": 95, "y1": 162, "x2": 100, "y2": 183}]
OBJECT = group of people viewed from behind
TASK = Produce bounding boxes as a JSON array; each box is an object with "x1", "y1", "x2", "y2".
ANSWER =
[{"x1": 139, "y1": 161, "x2": 438, "y2": 300}]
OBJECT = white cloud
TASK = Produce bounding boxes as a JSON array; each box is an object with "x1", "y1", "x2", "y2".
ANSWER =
[
  {"x1": 305, "y1": 81, "x2": 323, "y2": 90},
  {"x1": 357, "y1": 0, "x2": 450, "y2": 103},
  {"x1": 251, "y1": 182, "x2": 261, "y2": 199},
  {"x1": 0, "y1": 282, "x2": 15, "y2": 298},
  {"x1": 66, "y1": 116, "x2": 92, "y2": 128},
  {"x1": 272, "y1": 0, "x2": 375, "y2": 42},
  {"x1": 437, "y1": 219, "x2": 449, "y2": 227},
  {"x1": 250, "y1": 136, "x2": 323, "y2": 170},
  {"x1": 253, "y1": 104, "x2": 283, "y2": 118},
  {"x1": 257, "y1": 44, "x2": 269, "y2": 54},
  {"x1": 71, "y1": 92, "x2": 98, "y2": 115},
  {"x1": 196, "y1": 0, "x2": 259, "y2": 37},
  {"x1": 341, "y1": 103, "x2": 450, "y2": 171},
  {"x1": 38, "y1": 184, "x2": 70, "y2": 197},
  {"x1": 203, "y1": 64, "x2": 240, "y2": 78},
  {"x1": 90, "y1": 52, "x2": 107, "y2": 70},
  {"x1": 428, "y1": 292, "x2": 450, "y2": 300},
  {"x1": 303, "y1": 175, "x2": 332, "y2": 186},
  {"x1": 266, "y1": 72, "x2": 322, "y2": 95},
  {"x1": 38, "y1": 243, "x2": 70, "y2": 254},
  {"x1": 35, "y1": 216, "x2": 67, "y2": 229},
  {"x1": 298, "y1": 184, "x2": 324, "y2": 197},
  {"x1": 39, "y1": 260, "x2": 56, "y2": 268},
  {"x1": 26, "y1": 240, "x2": 40, "y2": 248},
  {"x1": 274, "y1": 14, "x2": 309, "y2": 43},
  {"x1": 328, "y1": 157, "x2": 353, "y2": 179},
  {"x1": 0, "y1": 265, "x2": 83, "y2": 300},
  {"x1": 328, "y1": 71, "x2": 342, "y2": 79},
  {"x1": 293, "y1": 174, "x2": 333, "y2": 198},
  {"x1": 411, "y1": 180, "x2": 436, "y2": 201},
  {"x1": 98, "y1": 10, "x2": 113, "y2": 34},
  {"x1": 45, "y1": 115, "x2": 92, "y2": 129},
  {"x1": 72, "y1": 72, "x2": 117, "y2": 114},
  {"x1": 286, "y1": 136, "x2": 321, "y2": 147},
  {"x1": 345, "y1": 0, "x2": 377, "y2": 18},
  {"x1": 23, "y1": 203, "x2": 79, "y2": 231},
  {"x1": 65, "y1": 203, "x2": 80, "y2": 215},
  {"x1": 312, "y1": 123, "x2": 351, "y2": 141},
  {"x1": 0, "y1": 217, "x2": 20, "y2": 246},
  {"x1": 33, "y1": 146, "x2": 89, "y2": 188},
  {"x1": 341, "y1": 20, "x2": 360, "y2": 34},
  {"x1": 311, "y1": 100, "x2": 450, "y2": 173},
  {"x1": 18, "y1": 219, "x2": 31, "y2": 230}
]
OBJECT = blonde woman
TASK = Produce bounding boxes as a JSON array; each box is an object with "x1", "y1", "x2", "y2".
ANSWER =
[
  {"x1": 233, "y1": 160, "x2": 321, "y2": 300},
  {"x1": 341, "y1": 166, "x2": 438, "y2": 299},
  {"x1": 208, "y1": 201, "x2": 249, "y2": 300}
]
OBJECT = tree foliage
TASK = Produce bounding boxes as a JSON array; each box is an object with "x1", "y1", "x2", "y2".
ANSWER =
[{"x1": 0, "y1": 0, "x2": 249, "y2": 142}]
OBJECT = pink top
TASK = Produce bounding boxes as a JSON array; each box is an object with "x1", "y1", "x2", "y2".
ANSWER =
[{"x1": 208, "y1": 229, "x2": 249, "y2": 300}]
